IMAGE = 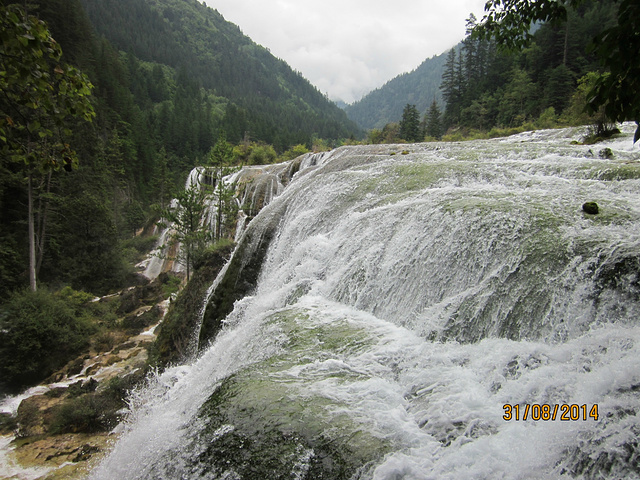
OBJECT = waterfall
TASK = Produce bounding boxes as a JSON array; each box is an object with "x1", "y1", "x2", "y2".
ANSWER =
[{"x1": 91, "y1": 125, "x2": 640, "y2": 479}]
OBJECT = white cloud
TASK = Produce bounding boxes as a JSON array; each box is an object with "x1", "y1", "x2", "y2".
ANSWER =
[{"x1": 204, "y1": 0, "x2": 487, "y2": 103}]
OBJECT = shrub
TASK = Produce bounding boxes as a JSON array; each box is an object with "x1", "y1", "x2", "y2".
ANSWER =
[{"x1": 0, "y1": 288, "x2": 97, "y2": 389}]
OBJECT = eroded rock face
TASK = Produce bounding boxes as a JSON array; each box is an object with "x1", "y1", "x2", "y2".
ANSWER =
[
  {"x1": 198, "y1": 203, "x2": 283, "y2": 349},
  {"x1": 9, "y1": 433, "x2": 112, "y2": 480},
  {"x1": 153, "y1": 242, "x2": 235, "y2": 367},
  {"x1": 16, "y1": 394, "x2": 59, "y2": 437}
]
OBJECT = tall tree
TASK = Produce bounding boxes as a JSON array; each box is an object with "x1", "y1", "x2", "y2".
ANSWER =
[
  {"x1": 474, "y1": 0, "x2": 640, "y2": 141},
  {"x1": 0, "y1": 4, "x2": 95, "y2": 291},
  {"x1": 399, "y1": 104, "x2": 421, "y2": 142},
  {"x1": 208, "y1": 132, "x2": 238, "y2": 241},
  {"x1": 160, "y1": 184, "x2": 210, "y2": 281},
  {"x1": 424, "y1": 100, "x2": 443, "y2": 140}
]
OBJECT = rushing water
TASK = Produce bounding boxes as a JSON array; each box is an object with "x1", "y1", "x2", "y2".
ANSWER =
[{"x1": 91, "y1": 126, "x2": 640, "y2": 479}]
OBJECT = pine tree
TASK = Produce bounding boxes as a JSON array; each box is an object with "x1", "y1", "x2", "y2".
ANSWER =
[
  {"x1": 424, "y1": 100, "x2": 443, "y2": 140},
  {"x1": 440, "y1": 49, "x2": 463, "y2": 128},
  {"x1": 208, "y1": 132, "x2": 238, "y2": 241},
  {"x1": 159, "y1": 185, "x2": 210, "y2": 281},
  {"x1": 399, "y1": 104, "x2": 421, "y2": 142}
]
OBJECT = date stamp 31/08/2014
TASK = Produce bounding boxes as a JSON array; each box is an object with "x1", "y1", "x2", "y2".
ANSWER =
[{"x1": 503, "y1": 404, "x2": 599, "y2": 422}]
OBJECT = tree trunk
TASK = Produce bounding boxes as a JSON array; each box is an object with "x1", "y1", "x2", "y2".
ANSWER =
[
  {"x1": 36, "y1": 170, "x2": 52, "y2": 276},
  {"x1": 563, "y1": 19, "x2": 570, "y2": 66},
  {"x1": 28, "y1": 173, "x2": 37, "y2": 291}
]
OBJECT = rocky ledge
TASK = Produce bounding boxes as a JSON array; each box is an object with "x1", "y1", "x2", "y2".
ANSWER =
[{"x1": 0, "y1": 274, "x2": 177, "y2": 480}]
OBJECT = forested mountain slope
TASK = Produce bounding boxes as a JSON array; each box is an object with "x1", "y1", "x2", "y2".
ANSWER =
[
  {"x1": 80, "y1": 0, "x2": 359, "y2": 148},
  {"x1": 344, "y1": 51, "x2": 449, "y2": 130},
  {"x1": 0, "y1": 0, "x2": 359, "y2": 297}
]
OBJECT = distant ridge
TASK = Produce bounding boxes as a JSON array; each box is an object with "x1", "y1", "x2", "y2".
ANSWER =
[
  {"x1": 81, "y1": 0, "x2": 360, "y2": 146},
  {"x1": 344, "y1": 49, "x2": 454, "y2": 130}
]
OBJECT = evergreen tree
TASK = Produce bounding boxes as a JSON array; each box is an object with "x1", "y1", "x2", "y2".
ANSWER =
[
  {"x1": 159, "y1": 185, "x2": 210, "y2": 281},
  {"x1": 475, "y1": 0, "x2": 639, "y2": 141},
  {"x1": 424, "y1": 101, "x2": 443, "y2": 140},
  {"x1": 399, "y1": 104, "x2": 421, "y2": 142},
  {"x1": 441, "y1": 49, "x2": 462, "y2": 128},
  {"x1": 208, "y1": 132, "x2": 238, "y2": 241}
]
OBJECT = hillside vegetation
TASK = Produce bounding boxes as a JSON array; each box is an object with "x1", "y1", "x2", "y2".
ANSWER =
[
  {"x1": 0, "y1": 0, "x2": 359, "y2": 390},
  {"x1": 344, "y1": 51, "x2": 448, "y2": 130},
  {"x1": 352, "y1": 0, "x2": 625, "y2": 143}
]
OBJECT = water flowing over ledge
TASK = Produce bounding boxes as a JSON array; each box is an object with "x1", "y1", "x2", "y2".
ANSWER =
[{"x1": 91, "y1": 125, "x2": 640, "y2": 480}]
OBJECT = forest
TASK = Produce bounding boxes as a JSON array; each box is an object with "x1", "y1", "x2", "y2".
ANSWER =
[
  {"x1": 0, "y1": 0, "x2": 359, "y2": 390},
  {"x1": 365, "y1": 0, "x2": 629, "y2": 144},
  {"x1": 1, "y1": 0, "x2": 637, "y2": 392},
  {"x1": 0, "y1": 0, "x2": 360, "y2": 293}
]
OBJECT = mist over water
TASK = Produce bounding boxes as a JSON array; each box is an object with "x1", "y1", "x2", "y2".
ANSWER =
[{"x1": 91, "y1": 125, "x2": 640, "y2": 479}]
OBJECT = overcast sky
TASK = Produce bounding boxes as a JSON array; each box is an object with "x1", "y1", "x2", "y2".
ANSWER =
[{"x1": 203, "y1": 0, "x2": 488, "y2": 104}]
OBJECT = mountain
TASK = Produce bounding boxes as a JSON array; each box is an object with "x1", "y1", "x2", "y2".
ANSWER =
[
  {"x1": 80, "y1": 0, "x2": 360, "y2": 147},
  {"x1": 344, "y1": 49, "x2": 451, "y2": 130},
  {"x1": 1, "y1": 0, "x2": 363, "y2": 297}
]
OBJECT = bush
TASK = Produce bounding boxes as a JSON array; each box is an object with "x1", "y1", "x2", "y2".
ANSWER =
[
  {"x1": 49, "y1": 394, "x2": 110, "y2": 434},
  {"x1": 0, "y1": 288, "x2": 97, "y2": 389},
  {"x1": 48, "y1": 373, "x2": 144, "y2": 434},
  {"x1": 248, "y1": 144, "x2": 277, "y2": 165}
]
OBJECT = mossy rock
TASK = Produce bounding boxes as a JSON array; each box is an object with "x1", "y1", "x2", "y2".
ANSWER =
[
  {"x1": 152, "y1": 241, "x2": 235, "y2": 367},
  {"x1": 0, "y1": 412, "x2": 18, "y2": 434},
  {"x1": 121, "y1": 304, "x2": 162, "y2": 333},
  {"x1": 198, "y1": 207, "x2": 283, "y2": 350},
  {"x1": 582, "y1": 202, "x2": 599, "y2": 215}
]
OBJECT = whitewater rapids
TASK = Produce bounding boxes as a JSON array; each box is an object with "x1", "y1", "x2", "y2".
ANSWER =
[{"x1": 91, "y1": 125, "x2": 640, "y2": 480}]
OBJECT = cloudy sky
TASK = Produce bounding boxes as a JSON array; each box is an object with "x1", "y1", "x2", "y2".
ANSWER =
[{"x1": 203, "y1": 0, "x2": 488, "y2": 104}]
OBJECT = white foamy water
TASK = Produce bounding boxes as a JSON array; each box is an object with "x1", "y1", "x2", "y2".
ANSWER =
[{"x1": 91, "y1": 125, "x2": 640, "y2": 479}]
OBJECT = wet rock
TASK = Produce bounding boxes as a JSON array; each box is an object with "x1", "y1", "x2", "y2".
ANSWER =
[
  {"x1": 66, "y1": 357, "x2": 86, "y2": 377},
  {"x1": 0, "y1": 412, "x2": 18, "y2": 433},
  {"x1": 116, "y1": 275, "x2": 165, "y2": 315},
  {"x1": 16, "y1": 395, "x2": 58, "y2": 437},
  {"x1": 122, "y1": 304, "x2": 162, "y2": 333},
  {"x1": 12, "y1": 432, "x2": 111, "y2": 479},
  {"x1": 582, "y1": 202, "x2": 599, "y2": 214},
  {"x1": 599, "y1": 147, "x2": 614, "y2": 159},
  {"x1": 153, "y1": 241, "x2": 235, "y2": 367},
  {"x1": 199, "y1": 206, "x2": 281, "y2": 349}
]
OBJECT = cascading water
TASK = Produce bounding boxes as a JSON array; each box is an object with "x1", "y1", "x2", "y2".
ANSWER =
[{"x1": 91, "y1": 125, "x2": 640, "y2": 479}]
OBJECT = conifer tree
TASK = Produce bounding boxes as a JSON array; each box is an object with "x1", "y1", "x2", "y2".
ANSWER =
[
  {"x1": 440, "y1": 49, "x2": 463, "y2": 128},
  {"x1": 208, "y1": 132, "x2": 238, "y2": 241},
  {"x1": 424, "y1": 101, "x2": 443, "y2": 140},
  {"x1": 159, "y1": 184, "x2": 209, "y2": 281},
  {"x1": 399, "y1": 104, "x2": 421, "y2": 142}
]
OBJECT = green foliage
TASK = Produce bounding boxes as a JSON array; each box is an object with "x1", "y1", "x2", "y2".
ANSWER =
[
  {"x1": 280, "y1": 144, "x2": 310, "y2": 161},
  {"x1": 121, "y1": 234, "x2": 160, "y2": 264},
  {"x1": 248, "y1": 144, "x2": 277, "y2": 165},
  {"x1": 208, "y1": 133, "x2": 240, "y2": 241},
  {"x1": 159, "y1": 184, "x2": 211, "y2": 280},
  {"x1": 0, "y1": 3, "x2": 95, "y2": 170},
  {"x1": 399, "y1": 104, "x2": 422, "y2": 142},
  {"x1": 475, "y1": 0, "x2": 640, "y2": 141},
  {"x1": 536, "y1": 107, "x2": 558, "y2": 129},
  {"x1": 0, "y1": 288, "x2": 97, "y2": 388},
  {"x1": 161, "y1": 273, "x2": 183, "y2": 298},
  {"x1": 424, "y1": 100, "x2": 443, "y2": 140},
  {"x1": 49, "y1": 374, "x2": 141, "y2": 434},
  {"x1": 1, "y1": 3, "x2": 96, "y2": 292},
  {"x1": 44, "y1": 191, "x2": 132, "y2": 294},
  {"x1": 0, "y1": 0, "x2": 359, "y2": 298},
  {"x1": 80, "y1": 0, "x2": 360, "y2": 148}
]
